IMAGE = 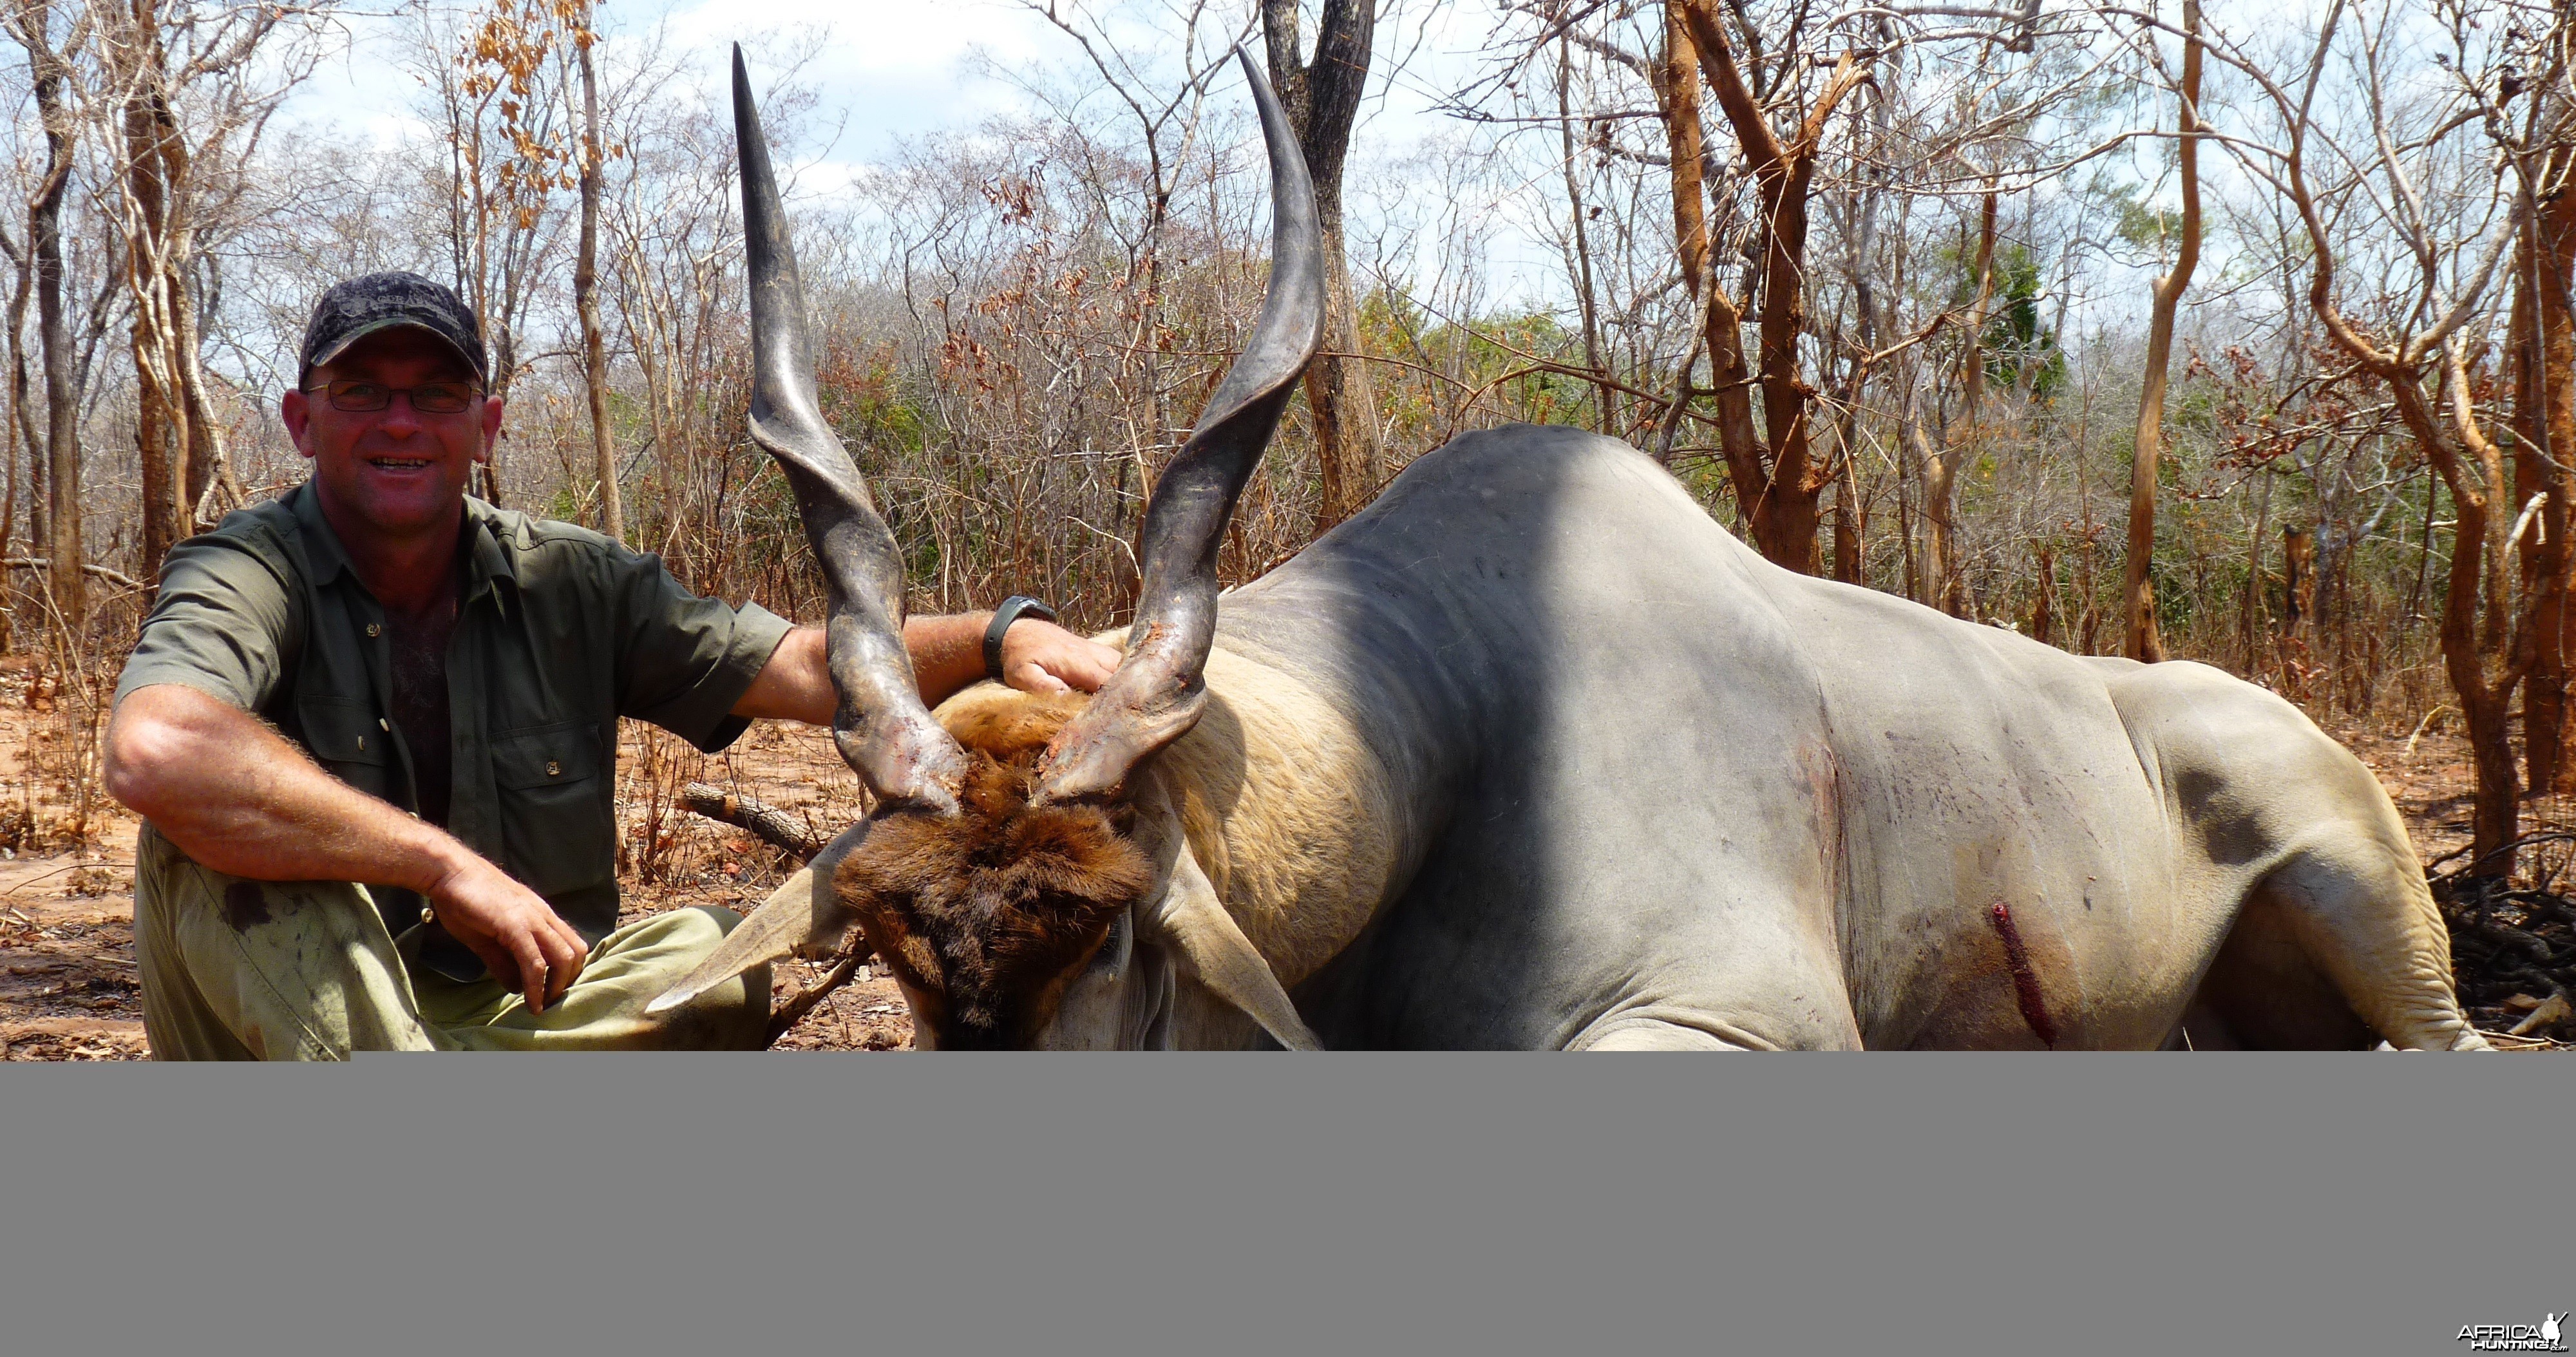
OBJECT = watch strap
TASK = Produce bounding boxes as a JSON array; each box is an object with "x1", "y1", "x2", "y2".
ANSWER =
[{"x1": 983, "y1": 595, "x2": 1059, "y2": 681}]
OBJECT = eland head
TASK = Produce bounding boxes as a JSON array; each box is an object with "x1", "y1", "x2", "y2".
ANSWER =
[{"x1": 650, "y1": 46, "x2": 1325, "y2": 1050}]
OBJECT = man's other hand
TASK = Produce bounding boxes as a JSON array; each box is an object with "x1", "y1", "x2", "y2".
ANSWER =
[
  {"x1": 423, "y1": 854, "x2": 589, "y2": 1012},
  {"x1": 998, "y1": 619, "x2": 1121, "y2": 694}
]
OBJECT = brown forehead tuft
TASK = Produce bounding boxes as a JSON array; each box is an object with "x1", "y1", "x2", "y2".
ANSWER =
[
  {"x1": 937, "y1": 688, "x2": 1092, "y2": 764},
  {"x1": 833, "y1": 736, "x2": 1155, "y2": 1045}
]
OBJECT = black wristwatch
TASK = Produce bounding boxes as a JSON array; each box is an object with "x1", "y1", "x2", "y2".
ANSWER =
[{"x1": 984, "y1": 595, "x2": 1059, "y2": 681}]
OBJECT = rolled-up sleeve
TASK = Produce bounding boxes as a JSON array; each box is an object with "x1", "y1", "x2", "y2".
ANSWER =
[
  {"x1": 113, "y1": 536, "x2": 297, "y2": 714},
  {"x1": 612, "y1": 549, "x2": 795, "y2": 752}
]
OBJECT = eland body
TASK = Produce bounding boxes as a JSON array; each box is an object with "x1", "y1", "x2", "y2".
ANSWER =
[{"x1": 654, "y1": 51, "x2": 2482, "y2": 1051}]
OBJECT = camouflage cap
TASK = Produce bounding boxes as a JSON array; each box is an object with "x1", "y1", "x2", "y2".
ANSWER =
[{"x1": 297, "y1": 271, "x2": 488, "y2": 388}]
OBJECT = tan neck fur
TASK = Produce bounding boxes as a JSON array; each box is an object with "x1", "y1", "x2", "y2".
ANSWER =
[{"x1": 1137, "y1": 644, "x2": 1408, "y2": 987}]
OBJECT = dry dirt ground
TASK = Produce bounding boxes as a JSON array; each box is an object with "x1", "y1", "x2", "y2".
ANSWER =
[{"x1": 4, "y1": 670, "x2": 2566, "y2": 1058}]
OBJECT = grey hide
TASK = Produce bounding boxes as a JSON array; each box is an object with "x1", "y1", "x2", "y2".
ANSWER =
[{"x1": 1210, "y1": 422, "x2": 2478, "y2": 1050}]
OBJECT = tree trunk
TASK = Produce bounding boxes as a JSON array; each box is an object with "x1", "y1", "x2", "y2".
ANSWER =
[
  {"x1": 2123, "y1": 0, "x2": 2201, "y2": 663},
  {"x1": 1555, "y1": 34, "x2": 1611, "y2": 437},
  {"x1": 8, "y1": 227, "x2": 41, "y2": 567},
  {"x1": 24, "y1": 5, "x2": 83, "y2": 636},
  {"x1": 1653, "y1": 0, "x2": 1761, "y2": 485},
  {"x1": 1674, "y1": 0, "x2": 1866, "y2": 574},
  {"x1": 2240, "y1": 466, "x2": 2271, "y2": 669},
  {"x1": 120, "y1": 0, "x2": 189, "y2": 575},
  {"x1": 1832, "y1": 406, "x2": 1864, "y2": 584},
  {"x1": 1899, "y1": 439, "x2": 1920, "y2": 603},
  {"x1": 1262, "y1": 0, "x2": 1383, "y2": 533},
  {"x1": 2077, "y1": 522, "x2": 2100, "y2": 654},
  {"x1": 2514, "y1": 140, "x2": 2576, "y2": 794},
  {"x1": 1931, "y1": 193, "x2": 1999, "y2": 618},
  {"x1": 573, "y1": 3, "x2": 618, "y2": 541},
  {"x1": 2389, "y1": 372, "x2": 2520, "y2": 877},
  {"x1": 174, "y1": 254, "x2": 238, "y2": 526},
  {"x1": 2029, "y1": 544, "x2": 2055, "y2": 645},
  {"x1": 0, "y1": 242, "x2": 17, "y2": 653},
  {"x1": 1654, "y1": 0, "x2": 1707, "y2": 312},
  {"x1": 2282, "y1": 524, "x2": 2314, "y2": 639},
  {"x1": 1911, "y1": 412, "x2": 1954, "y2": 612}
]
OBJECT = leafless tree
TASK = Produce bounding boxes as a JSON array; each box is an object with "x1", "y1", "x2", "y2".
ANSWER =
[
  {"x1": 562, "y1": 0, "x2": 614, "y2": 539},
  {"x1": 2122, "y1": 0, "x2": 2201, "y2": 661},
  {"x1": 1263, "y1": 0, "x2": 1381, "y2": 530},
  {"x1": 8, "y1": 0, "x2": 91, "y2": 632},
  {"x1": 97, "y1": 0, "x2": 320, "y2": 574},
  {"x1": 2136, "y1": 0, "x2": 2522, "y2": 868}
]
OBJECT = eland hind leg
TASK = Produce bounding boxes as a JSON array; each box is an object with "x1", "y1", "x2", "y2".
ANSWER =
[
  {"x1": 2101, "y1": 660, "x2": 2485, "y2": 1050},
  {"x1": 2189, "y1": 835, "x2": 2486, "y2": 1050}
]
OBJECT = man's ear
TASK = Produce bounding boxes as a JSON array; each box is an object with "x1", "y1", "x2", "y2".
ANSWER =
[
  {"x1": 281, "y1": 387, "x2": 314, "y2": 459},
  {"x1": 477, "y1": 394, "x2": 504, "y2": 466}
]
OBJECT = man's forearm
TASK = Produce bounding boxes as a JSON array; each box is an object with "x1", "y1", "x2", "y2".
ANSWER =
[
  {"x1": 732, "y1": 613, "x2": 996, "y2": 724},
  {"x1": 905, "y1": 612, "x2": 1000, "y2": 708},
  {"x1": 106, "y1": 683, "x2": 478, "y2": 895}
]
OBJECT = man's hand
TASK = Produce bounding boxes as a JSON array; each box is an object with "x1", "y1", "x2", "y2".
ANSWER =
[
  {"x1": 422, "y1": 853, "x2": 589, "y2": 1013},
  {"x1": 996, "y1": 618, "x2": 1121, "y2": 694}
]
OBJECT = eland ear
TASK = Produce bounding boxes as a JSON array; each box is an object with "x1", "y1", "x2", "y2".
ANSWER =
[
  {"x1": 1137, "y1": 822, "x2": 1321, "y2": 1052},
  {"x1": 644, "y1": 824, "x2": 868, "y2": 1018}
]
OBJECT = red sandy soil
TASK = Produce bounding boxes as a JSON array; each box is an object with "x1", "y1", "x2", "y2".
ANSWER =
[{"x1": 3, "y1": 664, "x2": 2564, "y2": 1058}]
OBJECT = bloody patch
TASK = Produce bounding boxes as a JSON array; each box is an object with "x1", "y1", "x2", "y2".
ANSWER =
[
  {"x1": 220, "y1": 881, "x2": 272, "y2": 931},
  {"x1": 1987, "y1": 901, "x2": 2058, "y2": 1048}
]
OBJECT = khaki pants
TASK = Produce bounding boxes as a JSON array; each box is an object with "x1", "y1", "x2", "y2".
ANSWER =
[{"x1": 133, "y1": 824, "x2": 769, "y2": 1058}]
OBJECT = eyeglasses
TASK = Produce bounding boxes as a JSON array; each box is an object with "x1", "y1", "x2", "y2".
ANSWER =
[{"x1": 302, "y1": 379, "x2": 482, "y2": 415}]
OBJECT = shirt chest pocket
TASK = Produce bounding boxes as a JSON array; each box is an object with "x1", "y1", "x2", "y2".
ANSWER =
[
  {"x1": 297, "y1": 696, "x2": 393, "y2": 799},
  {"x1": 490, "y1": 721, "x2": 612, "y2": 899},
  {"x1": 492, "y1": 720, "x2": 604, "y2": 790}
]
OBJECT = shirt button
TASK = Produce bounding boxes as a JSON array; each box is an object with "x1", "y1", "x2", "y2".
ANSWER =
[
  {"x1": 365, "y1": 623, "x2": 382, "y2": 638},
  {"x1": 356, "y1": 735, "x2": 366, "y2": 751},
  {"x1": 545, "y1": 760, "x2": 562, "y2": 777},
  {"x1": 378, "y1": 718, "x2": 390, "y2": 731},
  {"x1": 421, "y1": 906, "x2": 435, "y2": 925}
]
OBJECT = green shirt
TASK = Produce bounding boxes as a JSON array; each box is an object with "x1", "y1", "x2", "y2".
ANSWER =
[{"x1": 115, "y1": 480, "x2": 793, "y2": 980}]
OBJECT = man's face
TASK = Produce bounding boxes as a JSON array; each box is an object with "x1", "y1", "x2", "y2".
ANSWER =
[{"x1": 281, "y1": 327, "x2": 504, "y2": 544}]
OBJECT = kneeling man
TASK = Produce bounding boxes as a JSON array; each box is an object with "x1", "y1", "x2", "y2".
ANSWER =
[{"x1": 104, "y1": 272, "x2": 1115, "y2": 1058}]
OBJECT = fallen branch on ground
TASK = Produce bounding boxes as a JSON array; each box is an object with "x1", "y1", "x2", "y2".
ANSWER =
[
  {"x1": 764, "y1": 950, "x2": 866, "y2": 1046},
  {"x1": 676, "y1": 783, "x2": 876, "y2": 1045},
  {"x1": 3, "y1": 558, "x2": 146, "y2": 592},
  {"x1": 679, "y1": 783, "x2": 829, "y2": 860}
]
